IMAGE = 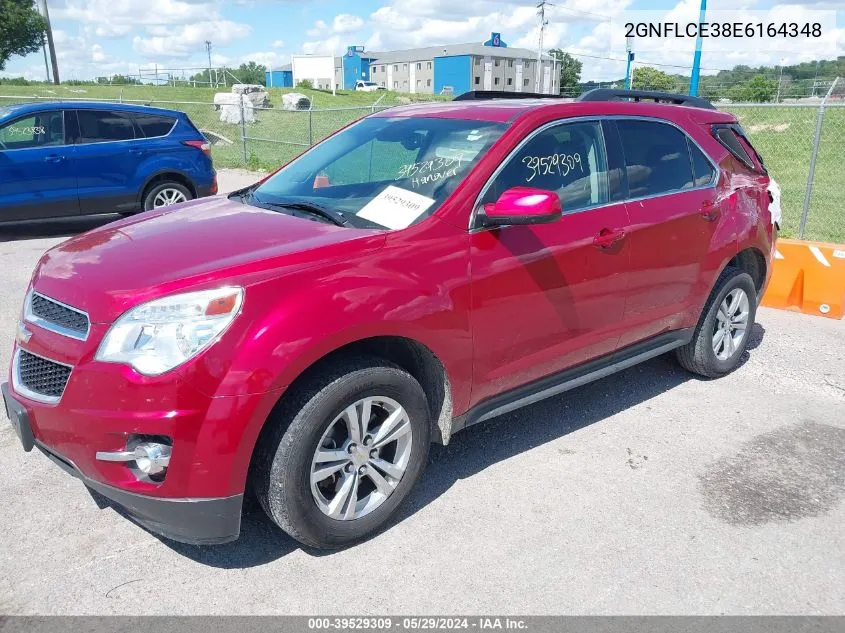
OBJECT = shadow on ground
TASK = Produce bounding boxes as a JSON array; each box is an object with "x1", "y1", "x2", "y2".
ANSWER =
[
  {"x1": 154, "y1": 320, "x2": 766, "y2": 568},
  {"x1": 0, "y1": 215, "x2": 119, "y2": 242}
]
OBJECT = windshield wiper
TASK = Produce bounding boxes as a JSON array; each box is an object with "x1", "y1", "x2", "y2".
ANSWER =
[{"x1": 254, "y1": 198, "x2": 349, "y2": 227}]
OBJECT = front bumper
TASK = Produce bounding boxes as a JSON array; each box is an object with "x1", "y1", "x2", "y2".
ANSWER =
[
  {"x1": 39, "y1": 441, "x2": 243, "y2": 545},
  {"x1": 3, "y1": 381, "x2": 242, "y2": 545}
]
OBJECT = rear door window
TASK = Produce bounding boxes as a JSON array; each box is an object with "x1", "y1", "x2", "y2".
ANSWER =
[
  {"x1": 134, "y1": 114, "x2": 176, "y2": 138},
  {"x1": 616, "y1": 120, "x2": 695, "y2": 198},
  {"x1": 76, "y1": 110, "x2": 136, "y2": 143},
  {"x1": 688, "y1": 140, "x2": 716, "y2": 186}
]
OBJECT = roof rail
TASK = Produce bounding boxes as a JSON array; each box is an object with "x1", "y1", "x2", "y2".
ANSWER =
[
  {"x1": 453, "y1": 90, "x2": 564, "y2": 101},
  {"x1": 577, "y1": 88, "x2": 717, "y2": 110}
]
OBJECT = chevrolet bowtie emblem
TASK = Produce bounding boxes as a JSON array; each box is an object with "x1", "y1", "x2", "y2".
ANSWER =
[{"x1": 15, "y1": 321, "x2": 32, "y2": 344}]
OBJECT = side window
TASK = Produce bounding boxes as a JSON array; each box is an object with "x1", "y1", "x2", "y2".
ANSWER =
[
  {"x1": 0, "y1": 111, "x2": 64, "y2": 149},
  {"x1": 76, "y1": 110, "x2": 136, "y2": 144},
  {"x1": 483, "y1": 121, "x2": 608, "y2": 214},
  {"x1": 616, "y1": 120, "x2": 695, "y2": 198},
  {"x1": 134, "y1": 114, "x2": 176, "y2": 138},
  {"x1": 688, "y1": 139, "x2": 716, "y2": 186}
]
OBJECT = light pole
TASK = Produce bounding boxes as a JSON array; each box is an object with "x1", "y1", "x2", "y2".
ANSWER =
[
  {"x1": 689, "y1": 0, "x2": 706, "y2": 96},
  {"x1": 776, "y1": 58, "x2": 786, "y2": 103}
]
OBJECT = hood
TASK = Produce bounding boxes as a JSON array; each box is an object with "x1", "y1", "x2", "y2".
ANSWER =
[{"x1": 31, "y1": 196, "x2": 385, "y2": 323}]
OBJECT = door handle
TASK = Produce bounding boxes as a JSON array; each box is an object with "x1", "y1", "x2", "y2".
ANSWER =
[
  {"x1": 593, "y1": 228, "x2": 625, "y2": 249},
  {"x1": 700, "y1": 201, "x2": 720, "y2": 222},
  {"x1": 43, "y1": 155, "x2": 64, "y2": 163}
]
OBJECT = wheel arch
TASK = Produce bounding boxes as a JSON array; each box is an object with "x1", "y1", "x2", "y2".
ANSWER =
[
  {"x1": 138, "y1": 170, "x2": 197, "y2": 205},
  {"x1": 728, "y1": 246, "x2": 767, "y2": 297},
  {"x1": 263, "y1": 335, "x2": 455, "y2": 447}
]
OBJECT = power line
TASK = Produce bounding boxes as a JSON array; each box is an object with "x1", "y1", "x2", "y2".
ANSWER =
[{"x1": 563, "y1": 50, "x2": 734, "y2": 73}]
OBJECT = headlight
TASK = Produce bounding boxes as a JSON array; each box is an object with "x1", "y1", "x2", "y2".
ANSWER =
[{"x1": 95, "y1": 287, "x2": 244, "y2": 376}]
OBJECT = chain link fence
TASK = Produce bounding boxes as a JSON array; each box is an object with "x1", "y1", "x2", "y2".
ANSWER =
[
  {"x1": 1, "y1": 85, "x2": 842, "y2": 242},
  {"x1": 721, "y1": 78, "x2": 843, "y2": 243}
]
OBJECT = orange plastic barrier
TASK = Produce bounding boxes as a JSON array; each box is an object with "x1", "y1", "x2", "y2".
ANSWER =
[{"x1": 762, "y1": 238, "x2": 845, "y2": 320}]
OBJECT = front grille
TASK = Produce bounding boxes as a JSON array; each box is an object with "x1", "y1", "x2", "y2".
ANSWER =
[
  {"x1": 30, "y1": 293, "x2": 89, "y2": 337},
  {"x1": 16, "y1": 350, "x2": 72, "y2": 400}
]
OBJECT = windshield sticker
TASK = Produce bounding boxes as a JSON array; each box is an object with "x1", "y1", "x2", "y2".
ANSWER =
[
  {"x1": 357, "y1": 185, "x2": 436, "y2": 230},
  {"x1": 522, "y1": 153, "x2": 583, "y2": 183}
]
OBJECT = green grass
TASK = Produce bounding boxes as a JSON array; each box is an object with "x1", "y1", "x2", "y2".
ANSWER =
[
  {"x1": 0, "y1": 84, "x2": 448, "y2": 172},
  {"x1": 1, "y1": 84, "x2": 841, "y2": 243},
  {"x1": 722, "y1": 105, "x2": 845, "y2": 244}
]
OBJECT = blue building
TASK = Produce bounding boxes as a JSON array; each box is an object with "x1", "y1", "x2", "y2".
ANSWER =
[
  {"x1": 265, "y1": 65, "x2": 293, "y2": 88},
  {"x1": 267, "y1": 34, "x2": 558, "y2": 95}
]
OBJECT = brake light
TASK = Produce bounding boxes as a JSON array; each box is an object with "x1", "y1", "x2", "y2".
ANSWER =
[{"x1": 182, "y1": 139, "x2": 211, "y2": 157}]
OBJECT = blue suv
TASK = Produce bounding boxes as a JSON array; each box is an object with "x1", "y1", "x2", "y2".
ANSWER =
[{"x1": 0, "y1": 101, "x2": 217, "y2": 223}]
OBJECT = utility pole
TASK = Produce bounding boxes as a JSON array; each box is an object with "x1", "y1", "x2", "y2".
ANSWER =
[
  {"x1": 37, "y1": 0, "x2": 60, "y2": 84},
  {"x1": 205, "y1": 40, "x2": 213, "y2": 88},
  {"x1": 536, "y1": 1, "x2": 552, "y2": 93},
  {"x1": 625, "y1": 35, "x2": 634, "y2": 90},
  {"x1": 776, "y1": 58, "x2": 786, "y2": 103},
  {"x1": 689, "y1": 0, "x2": 706, "y2": 95}
]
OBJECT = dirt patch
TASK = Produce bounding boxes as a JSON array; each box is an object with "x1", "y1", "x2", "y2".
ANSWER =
[
  {"x1": 748, "y1": 123, "x2": 791, "y2": 133},
  {"x1": 698, "y1": 421, "x2": 845, "y2": 525}
]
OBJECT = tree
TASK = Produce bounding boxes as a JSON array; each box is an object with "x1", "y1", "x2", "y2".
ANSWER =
[
  {"x1": 548, "y1": 49, "x2": 582, "y2": 96},
  {"x1": 632, "y1": 66, "x2": 677, "y2": 92},
  {"x1": 730, "y1": 75, "x2": 777, "y2": 103},
  {"x1": 233, "y1": 61, "x2": 267, "y2": 85},
  {"x1": 96, "y1": 74, "x2": 141, "y2": 85},
  {"x1": 0, "y1": 0, "x2": 47, "y2": 71}
]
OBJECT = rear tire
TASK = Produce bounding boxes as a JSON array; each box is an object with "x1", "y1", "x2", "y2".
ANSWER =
[
  {"x1": 252, "y1": 356, "x2": 430, "y2": 549},
  {"x1": 675, "y1": 266, "x2": 757, "y2": 378},
  {"x1": 142, "y1": 182, "x2": 192, "y2": 211}
]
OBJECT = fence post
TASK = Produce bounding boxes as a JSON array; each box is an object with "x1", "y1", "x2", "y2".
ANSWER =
[
  {"x1": 239, "y1": 96, "x2": 248, "y2": 164},
  {"x1": 799, "y1": 77, "x2": 838, "y2": 239},
  {"x1": 308, "y1": 109, "x2": 314, "y2": 146}
]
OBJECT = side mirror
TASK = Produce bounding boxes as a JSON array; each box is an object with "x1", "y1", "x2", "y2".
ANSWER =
[{"x1": 482, "y1": 187, "x2": 562, "y2": 227}]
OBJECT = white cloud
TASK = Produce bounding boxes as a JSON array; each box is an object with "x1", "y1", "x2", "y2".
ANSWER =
[
  {"x1": 302, "y1": 35, "x2": 345, "y2": 56},
  {"x1": 56, "y1": 0, "x2": 218, "y2": 27},
  {"x1": 91, "y1": 44, "x2": 108, "y2": 63},
  {"x1": 242, "y1": 51, "x2": 289, "y2": 69},
  {"x1": 332, "y1": 14, "x2": 364, "y2": 34},
  {"x1": 272, "y1": 40, "x2": 285, "y2": 48},
  {"x1": 132, "y1": 20, "x2": 252, "y2": 59}
]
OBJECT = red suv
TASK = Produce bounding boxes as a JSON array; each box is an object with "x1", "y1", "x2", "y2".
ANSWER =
[{"x1": 3, "y1": 90, "x2": 774, "y2": 549}]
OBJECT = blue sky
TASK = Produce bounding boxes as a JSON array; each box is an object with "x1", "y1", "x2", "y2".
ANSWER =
[{"x1": 3, "y1": 0, "x2": 843, "y2": 82}]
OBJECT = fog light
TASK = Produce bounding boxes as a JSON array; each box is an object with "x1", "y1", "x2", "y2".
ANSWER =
[
  {"x1": 134, "y1": 443, "x2": 171, "y2": 476},
  {"x1": 96, "y1": 440, "x2": 172, "y2": 477}
]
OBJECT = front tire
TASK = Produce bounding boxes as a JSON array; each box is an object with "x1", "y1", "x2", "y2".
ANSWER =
[
  {"x1": 253, "y1": 356, "x2": 430, "y2": 549},
  {"x1": 675, "y1": 266, "x2": 757, "y2": 378}
]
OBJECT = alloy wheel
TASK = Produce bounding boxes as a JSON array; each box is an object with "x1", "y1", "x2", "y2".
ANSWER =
[
  {"x1": 713, "y1": 288, "x2": 749, "y2": 360},
  {"x1": 310, "y1": 396, "x2": 413, "y2": 520},
  {"x1": 153, "y1": 188, "x2": 188, "y2": 208}
]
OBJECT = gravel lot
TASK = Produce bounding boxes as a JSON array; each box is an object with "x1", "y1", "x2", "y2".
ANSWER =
[{"x1": 1, "y1": 169, "x2": 843, "y2": 615}]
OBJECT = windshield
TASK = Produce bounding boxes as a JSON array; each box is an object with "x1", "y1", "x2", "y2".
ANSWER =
[{"x1": 251, "y1": 116, "x2": 507, "y2": 229}]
